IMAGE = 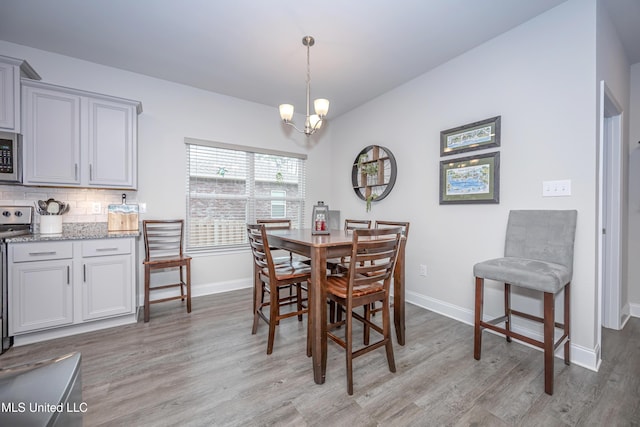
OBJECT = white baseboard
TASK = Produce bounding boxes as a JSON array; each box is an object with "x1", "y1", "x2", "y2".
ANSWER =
[
  {"x1": 13, "y1": 314, "x2": 137, "y2": 347},
  {"x1": 405, "y1": 290, "x2": 600, "y2": 372},
  {"x1": 137, "y1": 277, "x2": 252, "y2": 306},
  {"x1": 630, "y1": 302, "x2": 640, "y2": 318}
]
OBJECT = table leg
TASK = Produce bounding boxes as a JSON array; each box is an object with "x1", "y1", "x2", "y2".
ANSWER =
[
  {"x1": 393, "y1": 243, "x2": 406, "y2": 345},
  {"x1": 309, "y1": 246, "x2": 327, "y2": 384}
]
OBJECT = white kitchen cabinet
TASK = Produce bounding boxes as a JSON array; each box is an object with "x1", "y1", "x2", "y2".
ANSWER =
[
  {"x1": 9, "y1": 242, "x2": 74, "y2": 334},
  {"x1": 21, "y1": 86, "x2": 81, "y2": 185},
  {"x1": 0, "y1": 55, "x2": 40, "y2": 133},
  {"x1": 8, "y1": 238, "x2": 136, "y2": 337},
  {"x1": 21, "y1": 80, "x2": 141, "y2": 189},
  {"x1": 81, "y1": 239, "x2": 133, "y2": 321}
]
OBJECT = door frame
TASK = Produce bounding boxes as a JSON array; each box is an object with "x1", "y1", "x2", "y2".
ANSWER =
[{"x1": 597, "y1": 80, "x2": 624, "y2": 338}]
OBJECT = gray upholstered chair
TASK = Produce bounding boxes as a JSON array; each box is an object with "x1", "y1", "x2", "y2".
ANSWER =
[{"x1": 473, "y1": 210, "x2": 577, "y2": 395}]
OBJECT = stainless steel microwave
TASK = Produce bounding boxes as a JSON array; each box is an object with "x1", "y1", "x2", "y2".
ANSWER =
[{"x1": 0, "y1": 131, "x2": 21, "y2": 184}]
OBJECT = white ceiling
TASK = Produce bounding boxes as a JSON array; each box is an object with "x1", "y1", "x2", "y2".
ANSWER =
[{"x1": 0, "y1": 0, "x2": 637, "y2": 118}]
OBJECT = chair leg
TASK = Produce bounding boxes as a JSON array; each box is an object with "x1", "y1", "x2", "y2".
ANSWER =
[
  {"x1": 185, "y1": 260, "x2": 192, "y2": 313},
  {"x1": 564, "y1": 282, "x2": 571, "y2": 366},
  {"x1": 543, "y1": 291, "x2": 555, "y2": 395},
  {"x1": 329, "y1": 301, "x2": 335, "y2": 324},
  {"x1": 252, "y1": 281, "x2": 263, "y2": 335},
  {"x1": 296, "y1": 284, "x2": 303, "y2": 322},
  {"x1": 346, "y1": 302, "x2": 354, "y2": 396},
  {"x1": 253, "y1": 265, "x2": 260, "y2": 314},
  {"x1": 144, "y1": 265, "x2": 151, "y2": 322},
  {"x1": 363, "y1": 304, "x2": 371, "y2": 345},
  {"x1": 179, "y1": 265, "x2": 185, "y2": 300},
  {"x1": 307, "y1": 288, "x2": 312, "y2": 358},
  {"x1": 474, "y1": 277, "x2": 484, "y2": 360},
  {"x1": 383, "y1": 296, "x2": 396, "y2": 373},
  {"x1": 267, "y1": 284, "x2": 279, "y2": 355},
  {"x1": 504, "y1": 283, "x2": 512, "y2": 343}
]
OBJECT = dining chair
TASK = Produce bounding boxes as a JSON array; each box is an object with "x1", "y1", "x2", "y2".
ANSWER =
[
  {"x1": 256, "y1": 218, "x2": 309, "y2": 305},
  {"x1": 473, "y1": 210, "x2": 577, "y2": 395},
  {"x1": 329, "y1": 219, "x2": 372, "y2": 272},
  {"x1": 142, "y1": 220, "x2": 192, "y2": 322},
  {"x1": 328, "y1": 219, "x2": 374, "y2": 322},
  {"x1": 256, "y1": 219, "x2": 296, "y2": 263},
  {"x1": 364, "y1": 220, "x2": 411, "y2": 343},
  {"x1": 325, "y1": 226, "x2": 403, "y2": 395},
  {"x1": 247, "y1": 223, "x2": 311, "y2": 354}
]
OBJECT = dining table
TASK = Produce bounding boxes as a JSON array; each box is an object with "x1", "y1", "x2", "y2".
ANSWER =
[{"x1": 265, "y1": 228, "x2": 406, "y2": 385}]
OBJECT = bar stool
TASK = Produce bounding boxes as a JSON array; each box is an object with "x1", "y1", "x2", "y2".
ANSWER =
[
  {"x1": 473, "y1": 210, "x2": 577, "y2": 395},
  {"x1": 143, "y1": 220, "x2": 192, "y2": 322}
]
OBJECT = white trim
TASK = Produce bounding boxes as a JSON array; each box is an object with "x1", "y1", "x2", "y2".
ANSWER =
[
  {"x1": 405, "y1": 290, "x2": 599, "y2": 371},
  {"x1": 13, "y1": 314, "x2": 137, "y2": 346},
  {"x1": 629, "y1": 302, "x2": 640, "y2": 318},
  {"x1": 598, "y1": 80, "x2": 624, "y2": 332},
  {"x1": 184, "y1": 137, "x2": 307, "y2": 160},
  {"x1": 137, "y1": 277, "x2": 252, "y2": 306}
]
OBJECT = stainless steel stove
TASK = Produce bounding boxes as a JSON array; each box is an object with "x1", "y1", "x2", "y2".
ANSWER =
[{"x1": 1, "y1": 206, "x2": 33, "y2": 353}]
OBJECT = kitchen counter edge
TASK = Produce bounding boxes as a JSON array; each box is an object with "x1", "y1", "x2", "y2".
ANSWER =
[{"x1": 5, "y1": 222, "x2": 141, "y2": 243}]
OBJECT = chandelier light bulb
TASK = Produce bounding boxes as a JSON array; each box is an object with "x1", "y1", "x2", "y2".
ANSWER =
[
  {"x1": 314, "y1": 99, "x2": 329, "y2": 118},
  {"x1": 279, "y1": 104, "x2": 294, "y2": 122}
]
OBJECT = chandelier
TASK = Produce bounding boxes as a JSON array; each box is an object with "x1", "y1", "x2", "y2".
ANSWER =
[{"x1": 279, "y1": 36, "x2": 329, "y2": 136}]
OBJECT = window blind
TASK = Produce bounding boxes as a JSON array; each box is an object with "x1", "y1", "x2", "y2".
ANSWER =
[{"x1": 185, "y1": 140, "x2": 306, "y2": 251}]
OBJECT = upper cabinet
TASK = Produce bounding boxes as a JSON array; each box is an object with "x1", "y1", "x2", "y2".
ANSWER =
[
  {"x1": 21, "y1": 80, "x2": 142, "y2": 189},
  {"x1": 0, "y1": 55, "x2": 40, "y2": 133}
]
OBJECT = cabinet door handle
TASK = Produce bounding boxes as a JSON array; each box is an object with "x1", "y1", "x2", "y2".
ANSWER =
[
  {"x1": 75, "y1": 163, "x2": 78, "y2": 180},
  {"x1": 96, "y1": 247, "x2": 118, "y2": 252},
  {"x1": 28, "y1": 251, "x2": 56, "y2": 256},
  {"x1": 83, "y1": 264, "x2": 86, "y2": 282},
  {"x1": 67, "y1": 266, "x2": 70, "y2": 284},
  {"x1": 89, "y1": 164, "x2": 93, "y2": 180}
]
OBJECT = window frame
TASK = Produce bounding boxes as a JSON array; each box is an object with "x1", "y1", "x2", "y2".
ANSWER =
[{"x1": 185, "y1": 138, "x2": 306, "y2": 253}]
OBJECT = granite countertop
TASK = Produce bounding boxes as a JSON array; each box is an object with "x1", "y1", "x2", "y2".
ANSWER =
[{"x1": 5, "y1": 222, "x2": 141, "y2": 243}]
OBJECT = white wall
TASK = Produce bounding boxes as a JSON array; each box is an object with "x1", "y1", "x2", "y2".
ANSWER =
[
  {"x1": 628, "y1": 63, "x2": 640, "y2": 315},
  {"x1": 329, "y1": 0, "x2": 600, "y2": 368},
  {"x1": 0, "y1": 40, "x2": 334, "y2": 296}
]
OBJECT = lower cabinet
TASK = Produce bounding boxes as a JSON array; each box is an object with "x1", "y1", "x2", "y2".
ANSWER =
[
  {"x1": 81, "y1": 239, "x2": 133, "y2": 321},
  {"x1": 8, "y1": 238, "x2": 136, "y2": 336},
  {"x1": 10, "y1": 258, "x2": 74, "y2": 333}
]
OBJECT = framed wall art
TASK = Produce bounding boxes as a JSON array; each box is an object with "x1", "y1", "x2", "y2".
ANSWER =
[
  {"x1": 439, "y1": 151, "x2": 500, "y2": 204},
  {"x1": 440, "y1": 116, "x2": 501, "y2": 156}
]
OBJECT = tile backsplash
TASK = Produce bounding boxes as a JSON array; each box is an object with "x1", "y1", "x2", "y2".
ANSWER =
[{"x1": 0, "y1": 185, "x2": 139, "y2": 225}]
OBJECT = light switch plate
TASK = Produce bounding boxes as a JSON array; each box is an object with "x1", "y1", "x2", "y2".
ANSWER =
[{"x1": 542, "y1": 180, "x2": 571, "y2": 197}]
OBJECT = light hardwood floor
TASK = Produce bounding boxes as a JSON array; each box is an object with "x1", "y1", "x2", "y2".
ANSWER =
[{"x1": 1, "y1": 288, "x2": 638, "y2": 426}]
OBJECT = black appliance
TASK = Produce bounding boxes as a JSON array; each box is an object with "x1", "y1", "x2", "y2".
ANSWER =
[
  {"x1": 0, "y1": 131, "x2": 22, "y2": 184},
  {"x1": 0, "y1": 206, "x2": 33, "y2": 354}
]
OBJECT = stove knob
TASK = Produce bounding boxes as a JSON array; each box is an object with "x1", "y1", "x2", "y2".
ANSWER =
[
  {"x1": 14, "y1": 211, "x2": 22, "y2": 217},
  {"x1": 2, "y1": 211, "x2": 10, "y2": 217}
]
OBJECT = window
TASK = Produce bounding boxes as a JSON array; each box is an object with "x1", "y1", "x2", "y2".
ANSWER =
[
  {"x1": 185, "y1": 138, "x2": 306, "y2": 251},
  {"x1": 270, "y1": 190, "x2": 286, "y2": 218}
]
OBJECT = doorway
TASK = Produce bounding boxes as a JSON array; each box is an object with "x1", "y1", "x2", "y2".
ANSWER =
[{"x1": 598, "y1": 80, "x2": 625, "y2": 337}]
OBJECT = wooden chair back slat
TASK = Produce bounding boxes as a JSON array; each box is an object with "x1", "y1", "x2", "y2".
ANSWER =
[
  {"x1": 256, "y1": 219, "x2": 292, "y2": 230},
  {"x1": 143, "y1": 220, "x2": 186, "y2": 261},
  {"x1": 347, "y1": 227, "x2": 403, "y2": 293},
  {"x1": 344, "y1": 219, "x2": 372, "y2": 231}
]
